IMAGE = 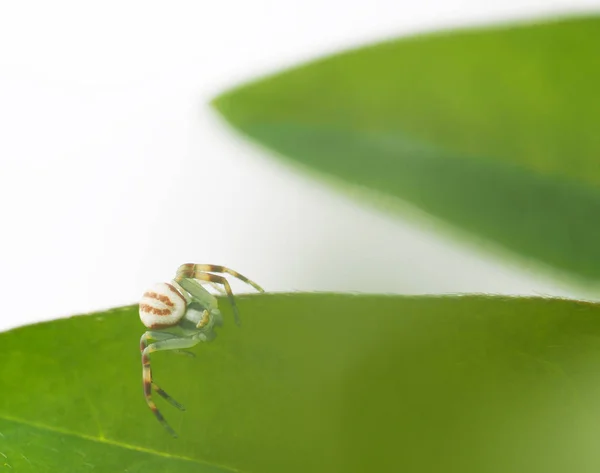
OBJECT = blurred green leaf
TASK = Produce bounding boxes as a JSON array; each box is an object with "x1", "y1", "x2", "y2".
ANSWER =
[
  {"x1": 2, "y1": 294, "x2": 600, "y2": 472},
  {"x1": 213, "y1": 15, "x2": 600, "y2": 285}
]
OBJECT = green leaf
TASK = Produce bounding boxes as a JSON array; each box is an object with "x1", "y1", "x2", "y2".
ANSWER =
[
  {"x1": 212, "y1": 15, "x2": 600, "y2": 285},
  {"x1": 2, "y1": 294, "x2": 600, "y2": 472}
]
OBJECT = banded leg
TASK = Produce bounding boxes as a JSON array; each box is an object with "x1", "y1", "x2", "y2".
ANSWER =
[
  {"x1": 176, "y1": 264, "x2": 265, "y2": 293},
  {"x1": 140, "y1": 332, "x2": 187, "y2": 409},
  {"x1": 141, "y1": 334, "x2": 201, "y2": 437},
  {"x1": 176, "y1": 272, "x2": 242, "y2": 326}
]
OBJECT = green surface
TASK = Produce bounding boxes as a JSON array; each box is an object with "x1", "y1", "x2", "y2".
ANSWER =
[
  {"x1": 0, "y1": 417, "x2": 215, "y2": 473},
  {"x1": 213, "y1": 15, "x2": 600, "y2": 284},
  {"x1": 2, "y1": 294, "x2": 600, "y2": 472}
]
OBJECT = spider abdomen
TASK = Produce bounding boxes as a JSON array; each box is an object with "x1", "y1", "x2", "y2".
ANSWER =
[{"x1": 139, "y1": 282, "x2": 187, "y2": 328}]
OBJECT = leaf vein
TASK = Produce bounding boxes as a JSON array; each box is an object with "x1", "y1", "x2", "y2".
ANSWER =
[{"x1": 0, "y1": 413, "x2": 243, "y2": 473}]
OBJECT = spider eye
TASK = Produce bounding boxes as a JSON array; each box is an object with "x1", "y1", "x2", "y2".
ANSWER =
[{"x1": 139, "y1": 282, "x2": 187, "y2": 328}]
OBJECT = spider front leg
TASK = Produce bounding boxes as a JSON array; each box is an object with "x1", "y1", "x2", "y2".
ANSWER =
[
  {"x1": 175, "y1": 277, "x2": 227, "y2": 328},
  {"x1": 175, "y1": 272, "x2": 244, "y2": 326},
  {"x1": 140, "y1": 333, "x2": 201, "y2": 437},
  {"x1": 204, "y1": 281, "x2": 227, "y2": 295},
  {"x1": 176, "y1": 264, "x2": 265, "y2": 293},
  {"x1": 176, "y1": 264, "x2": 264, "y2": 326}
]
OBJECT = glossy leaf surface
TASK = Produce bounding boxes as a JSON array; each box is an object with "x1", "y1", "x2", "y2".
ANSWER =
[{"x1": 1, "y1": 294, "x2": 600, "y2": 472}]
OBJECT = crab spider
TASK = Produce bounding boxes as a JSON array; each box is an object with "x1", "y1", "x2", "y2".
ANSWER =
[{"x1": 139, "y1": 263, "x2": 264, "y2": 437}]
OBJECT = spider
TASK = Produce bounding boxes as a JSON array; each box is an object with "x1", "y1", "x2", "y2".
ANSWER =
[{"x1": 139, "y1": 263, "x2": 264, "y2": 437}]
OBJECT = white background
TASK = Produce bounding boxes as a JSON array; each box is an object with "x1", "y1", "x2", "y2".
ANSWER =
[{"x1": 1, "y1": 0, "x2": 599, "y2": 332}]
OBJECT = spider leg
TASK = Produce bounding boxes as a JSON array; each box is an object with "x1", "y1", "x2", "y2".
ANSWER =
[
  {"x1": 175, "y1": 278, "x2": 218, "y2": 310},
  {"x1": 151, "y1": 382, "x2": 186, "y2": 411},
  {"x1": 172, "y1": 349, "x2": 196, "y2": 358},
  {"x1": 204, "y1": 281, "x2": 227, "y2": 295},
  {"x1": 141, "y1": 334, "x2": 201, "y2": 437},
  {"x1": 176, "y1": 264, "x2": 265, "y2": 293},
  {"x1": 140, "y1": 332, "x2": 186, "y2": 409},
  {"x1": 176, "y1": 272, "x2": 242, "y2": 326}
]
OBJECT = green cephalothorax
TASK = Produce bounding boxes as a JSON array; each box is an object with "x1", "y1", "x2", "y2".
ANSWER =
[{"x1": 138, "y1": 263, "x2": 264, "y2": 437}]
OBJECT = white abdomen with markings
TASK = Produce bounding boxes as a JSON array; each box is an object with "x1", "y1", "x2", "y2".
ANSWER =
[{"x1": 139, "y1": 282, "x2": 187, "y2": 328}]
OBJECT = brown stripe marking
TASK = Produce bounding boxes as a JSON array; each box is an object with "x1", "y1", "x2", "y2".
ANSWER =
[
  {"x1": 139, "y1": 304, "x2": 172, "y2": 316},
  {"x1": 176, "y1": 263, "x2": 265, "y2": 293},
  {"x1": 143, "y1": 291, "x2": 175, "y2": 307},
  {"x1": 165, "y1": 283, "x2": 187, "y2": 305}
]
